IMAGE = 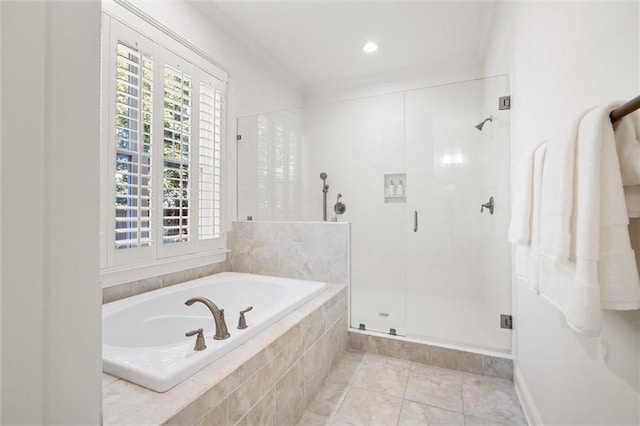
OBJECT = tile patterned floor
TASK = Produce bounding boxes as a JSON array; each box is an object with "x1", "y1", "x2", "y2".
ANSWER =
[{"x1": 297, "y1": 351, "x2": 526, "y2": 426}]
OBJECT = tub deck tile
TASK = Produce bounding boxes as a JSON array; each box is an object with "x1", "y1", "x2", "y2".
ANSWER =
[{"x1": 102, "y1": 283, "x2": 347, "y2": 426}]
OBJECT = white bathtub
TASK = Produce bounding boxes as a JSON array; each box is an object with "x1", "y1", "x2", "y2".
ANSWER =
[{"x1": 103, "y1": 272, "x2": 327, "y2": 392}]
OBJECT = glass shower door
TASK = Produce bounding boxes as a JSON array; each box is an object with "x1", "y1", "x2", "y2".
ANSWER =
[{"x1": 404, "y1": 76, "x2": 512, "y2": 353}]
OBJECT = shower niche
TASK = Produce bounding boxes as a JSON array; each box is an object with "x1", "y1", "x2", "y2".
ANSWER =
[{"x1": 384, "y1": 173, "x2": 406, "y2": 202}]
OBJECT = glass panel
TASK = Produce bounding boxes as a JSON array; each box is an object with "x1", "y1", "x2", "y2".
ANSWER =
[
  {"x1": 304, "y1": 93, "x2": 407, "y2": 334},
  {"x1": 404, "y1": 76, "x2": 511, "y2": 353},
  {"x1": 237, "y1": 111, "x2": 305, "y2": 221}
]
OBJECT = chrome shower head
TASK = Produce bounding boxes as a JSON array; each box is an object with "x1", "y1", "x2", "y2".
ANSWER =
[
  {"x1": 320, "y1": 172, "x2": 327, "y2": 180},
  {"x1": 475, "y1": 116, "x2": 493, "y2": 131}
]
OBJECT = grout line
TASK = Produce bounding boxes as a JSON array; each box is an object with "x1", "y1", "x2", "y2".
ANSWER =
[
  {"x1": 461, "y1": 373, "x2": 467, "y2": 417},
  {"x1": 396, "y1": 365, "x2": 412, "y2": 426},
  {"x1": 396, "y1": 398, "x2": 406, "y2": 426},
  {"x1": 328, "y1": 351, "x2": 366, "y2": 421}
]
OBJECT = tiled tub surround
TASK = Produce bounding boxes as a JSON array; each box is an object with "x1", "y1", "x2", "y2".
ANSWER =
[
  {"x1": 228, "y1": 221, "x2": 349, "y2": 284},
  {"x1": 103, "y1": 283, "x2": 348, "y2": 425},
  {"x1": 299, "y1": 351, "x2": 526, "y2": 426},
  {"x1": 348, "y1": 331, "x2": 514, "y2": 381},
  {"x1": 103, "y1": 260, "x2": 230, "y2": 303}
]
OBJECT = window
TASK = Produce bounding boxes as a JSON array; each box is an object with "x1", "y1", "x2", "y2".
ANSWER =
[
  {"x1": 114, "y1": 42, "x2": 153, "y2": 250},
  {"x1": 102, "y1": 17, "x2": 226, "y2": 275}
]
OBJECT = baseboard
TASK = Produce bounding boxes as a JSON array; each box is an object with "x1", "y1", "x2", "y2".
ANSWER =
[{"x1": 514, "y1": 364, "x2": 544, "y2": 426}]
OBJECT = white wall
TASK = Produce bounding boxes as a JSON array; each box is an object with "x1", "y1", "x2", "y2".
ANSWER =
[
  {"x1": 484, "y1": 2, "x2": 640, "y2": 424},
  {"x1": 1, "y1": 1, "x2": 102, "y2": 424}
]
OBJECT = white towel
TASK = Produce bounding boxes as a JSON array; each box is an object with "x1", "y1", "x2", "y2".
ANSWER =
[
  {"x1": 613, "y1": 110, "x2": 640, "y2": 217},
  {"x1": 539, "y1": 110, "x2": 590, "y2": 261},
  {"x1": 508, "y1": 141, "x2": 547, "y2": 245},
  {"x1": 538, "y1": 103, "x2": 640, "y2": 335},
  {"x1": 511, "y1": 143, "x2": 547, "y2": 294},
  {"x1": 624, "y1": 186, "x2": 640, "y2": 218},
  {"x1": 526, "y1": 143, "x2": 547, "y2": 294}
]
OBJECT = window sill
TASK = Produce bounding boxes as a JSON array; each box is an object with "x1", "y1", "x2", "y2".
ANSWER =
[{"x1": 100, "y1": 248, "x2": 229, "y2": 288}]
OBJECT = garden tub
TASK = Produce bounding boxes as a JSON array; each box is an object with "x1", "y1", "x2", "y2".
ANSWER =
[{"x1": 102, "y1": 272, "x2": 326, "y2": 392}]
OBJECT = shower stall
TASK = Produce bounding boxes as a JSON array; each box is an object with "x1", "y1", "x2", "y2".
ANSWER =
[{"x1": 237, "y1": 75, "x2": 511, "y2": 354}]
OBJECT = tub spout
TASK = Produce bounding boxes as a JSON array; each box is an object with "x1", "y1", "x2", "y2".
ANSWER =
[{"x1": 185, "y1": 297, "x2": 231, "y2": 340}]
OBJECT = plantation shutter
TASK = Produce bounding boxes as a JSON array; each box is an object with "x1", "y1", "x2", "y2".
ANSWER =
[
  {"x1": 198, "y1": 78, "x2": 224, "y2": 240},
  {"x1": 102, "y1": 15, "x2": 228, "y2": 272},
  {"x1": 114, "y1": 42, "x2": 153, "y2": 249},
  {"x1": 162, "y1": 64, "x2": 192, "y2": 244}
]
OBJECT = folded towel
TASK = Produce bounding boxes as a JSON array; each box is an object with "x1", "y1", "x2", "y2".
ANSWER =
[
  {"x1": 614, "y1": 110, "x2": 640, "y2": 185},
  {"x1": 511, "y1": 143, "x2": 547, "y2": 294},
  {"x1": 624, "y1": 186, "x2": 640, "y2": 218},
  {"x1": 539, "y1": 110, "x2": 591, "y2": 261},
  {"x1": 614, "y1": 111, "x2": 640, "y2": 217},
  {"x1": 508, "y1": 141, "x2": 547, "y2": 245},
  {"x1": 527, "y1": 143, "x2": 547, "y2": 294}
]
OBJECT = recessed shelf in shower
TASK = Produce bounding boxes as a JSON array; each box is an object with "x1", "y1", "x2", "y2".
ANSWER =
[{"x1": 384, "y1": 173, "x2": 406, "y2": 203}]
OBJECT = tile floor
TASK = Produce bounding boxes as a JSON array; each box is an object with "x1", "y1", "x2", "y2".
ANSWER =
[{"x1": 298, "y1": 351, "x2": 526, "y2": 426}]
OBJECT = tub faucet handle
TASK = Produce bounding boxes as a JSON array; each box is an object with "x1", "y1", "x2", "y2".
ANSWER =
[
  {"x1": 185, "y1": 328, "x2": 207, "y2": 351},
  {"x1": 238, "y1": 306, "x2": 253, "y2": 330}
]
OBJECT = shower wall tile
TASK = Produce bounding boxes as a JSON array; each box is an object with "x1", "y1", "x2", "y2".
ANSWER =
[
  {"x1": 278, "y1": 242, "x2": 313, "y2": 280},
  {"x1": 229, "y1": 238, "x2": 251, "y2": 272},
  {"x1": 234, "y1": 221, "x2": 252, "y2": 239},
  {"x1": 251, "y1": 222, "x2": 277, "y2": 241},
  {"x1": 311, "y1": 222, "x2": 348, "y2": 244},
  {"x1": 249, "y1": 240, "x2": 283, "y2": 277},
  {"x1": 274, "y1": 222, "x2": 311, "y2": 242},
  {"x1": 229, "y1": 221, "x2": 350, "y2": 284}
]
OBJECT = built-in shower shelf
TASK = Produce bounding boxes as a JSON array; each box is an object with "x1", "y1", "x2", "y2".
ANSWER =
[{"x1": 384, "y1": 173, "x2": 407, "y2": 203}]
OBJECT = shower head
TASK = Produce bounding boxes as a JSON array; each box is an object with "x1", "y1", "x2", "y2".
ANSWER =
[
  {"x1": 475, "y1": 116, "x2": 493, "y2": 131},
  {"x1": 320, "y1": 172, "x2": 327, "y2": 180}
]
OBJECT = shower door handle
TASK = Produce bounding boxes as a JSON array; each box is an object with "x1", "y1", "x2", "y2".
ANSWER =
[
  {"x1": 481, "y1": 196, "x2": 494, "y2": 215},
  {"x1": 413, "y1": 210, "x2": 418, "y2": 232}
]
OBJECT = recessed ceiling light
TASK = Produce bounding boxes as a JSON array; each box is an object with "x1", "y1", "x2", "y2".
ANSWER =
[{"x1": 363, "y1": 41, "x2": 378, "y2": 53}]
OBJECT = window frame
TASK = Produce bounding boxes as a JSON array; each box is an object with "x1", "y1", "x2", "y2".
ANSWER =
[{"x1": 100, "y1": 13, "x2": 227, "y2": 286}]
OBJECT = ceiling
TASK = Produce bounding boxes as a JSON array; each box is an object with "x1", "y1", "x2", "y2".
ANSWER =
[{"x1": 197, "y1": 1, "x2": 496, "y2": 92}]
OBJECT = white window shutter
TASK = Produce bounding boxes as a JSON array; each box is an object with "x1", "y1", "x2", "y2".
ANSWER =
[
  {"x1": 198, "y1": 80, "x2": 224, "y2": 240},
  {"x1": 114, "y1": 42, "x2": 154, "y2": 249},
  {"x1": 162, "y1": 64, "x2": 192, "y2": 244}
]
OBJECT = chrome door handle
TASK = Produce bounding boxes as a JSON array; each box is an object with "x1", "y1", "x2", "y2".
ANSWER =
[{"x1": 414, "y1": 210, "x2": 418, "y2": 232}]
